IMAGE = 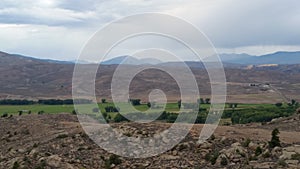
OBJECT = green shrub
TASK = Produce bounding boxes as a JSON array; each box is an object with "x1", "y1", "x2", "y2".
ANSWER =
[
  {"x1": 12, "y1": 161, "x2": 20, "y2": 169},
  {"x1": 255, "y1": 147, "x2": 263, "y2": 156},
  {"x1": 220, "y1": 157, "x2": 228, "y2": 166},
  {"x1": 113, "y1": 113, "x2": 129, "y2": 123},
  {"x1": 105, "y1": 154, "x2": 122, "y2": 168},
  {"x1": 205, "y1": 151, "x2": 219, "y2": 165},
  {"x1": 1, "y1": 113, "x2": 8, "y2": 118},
  {"x1": 269, "y1": 128, "x2": 281, "y2": 148},
  {"x1": 291, "y1": 153, "x2": 300, "y2": 161},
  {"x1": 38, "y1": 111, "x2": 44, "y2": 115}
]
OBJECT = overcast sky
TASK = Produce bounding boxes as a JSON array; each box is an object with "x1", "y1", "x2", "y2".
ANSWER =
[{"x1": 0, "y1": 0, "x2": 300, "y2": 61}]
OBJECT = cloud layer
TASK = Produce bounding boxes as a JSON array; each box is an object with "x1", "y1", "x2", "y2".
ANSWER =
[{"x1": 0, "y1": 0, "x2": 299, "y2": 60}]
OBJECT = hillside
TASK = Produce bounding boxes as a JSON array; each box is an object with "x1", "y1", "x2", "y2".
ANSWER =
[
  {"x1": 2, "y1": 51, "x2": 300, "y2": 103},
  {"x1": 0, "y1": 113, "x2": 300, "y2": 168}
]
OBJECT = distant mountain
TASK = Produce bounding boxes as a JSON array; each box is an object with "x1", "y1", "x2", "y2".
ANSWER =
[
  {"x1": 220, "y1": 51, "x2": 300, "y2": 65},
  {"x1": 101, "y1": 55, "x2": 162, "y2": 65}
]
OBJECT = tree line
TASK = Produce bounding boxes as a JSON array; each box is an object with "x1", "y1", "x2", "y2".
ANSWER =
[{"x1": 0, "y1": 99, "x2": 92, "y2": 105}]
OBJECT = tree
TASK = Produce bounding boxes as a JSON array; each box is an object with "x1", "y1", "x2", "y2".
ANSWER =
[
  {"x1": 114, "y1": 113, "x2": 129, "y2": 122},
  {"x1": 291, "y1": 99, "x2": 296, "y2": 106},
  {"x1": 129, "y1": 99, "x2": 141, "y2": 106},
  {"x1": 205, "y1": 98, "x2": 211, "y2": 104},
  {"x1": 269, "y1": 128, "x2": 281, "y2": 148},
  {"x1": 101, "y1": 98, "x2": 106, "y2": 103},
  {"x1": 177, "y1": 100, "x2": 181, "y2": 109},
  {"x1": 275, "y1": 103, "x2": 283, "y2": 107}
]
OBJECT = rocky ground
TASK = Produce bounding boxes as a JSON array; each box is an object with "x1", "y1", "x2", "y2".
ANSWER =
[{"x1": 1, "y1": 114, "x2": 300, "y2": 169}]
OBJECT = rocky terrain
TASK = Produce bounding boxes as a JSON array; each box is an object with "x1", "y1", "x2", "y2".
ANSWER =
[{"x1": 1, "y1": 113, "x2": 300, "y2": 169}]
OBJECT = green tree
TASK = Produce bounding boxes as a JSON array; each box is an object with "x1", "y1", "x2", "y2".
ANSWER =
[
  {"x1": 177, "y1": 100, "x2": 181, "y2": 109},
  {"x1": 205, "y1": 98, "x2": 211, "y2": 104},
  {"x1": 269, "y1": 128, "x2": 281, "y2": 148},
  {"x1": 275, "y1": 103, "x2": 283, "y2": 107}
]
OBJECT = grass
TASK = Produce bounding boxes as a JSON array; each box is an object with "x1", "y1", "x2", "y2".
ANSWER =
[{"x1": 0, "y1": 102, "x2": 280, "y2": 116}]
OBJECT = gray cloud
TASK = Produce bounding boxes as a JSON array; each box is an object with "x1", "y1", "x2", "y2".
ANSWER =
[{"x1": 0, "y1": 0, "x2": 299, "y2": 60}]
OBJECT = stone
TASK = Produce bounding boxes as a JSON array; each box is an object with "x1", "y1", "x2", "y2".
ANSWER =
[{"x1": 46, "y1": 155, "x2": 62, "y2": 168}]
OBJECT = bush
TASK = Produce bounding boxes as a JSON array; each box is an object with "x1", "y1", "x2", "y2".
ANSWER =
[
  {"x1": 107, "y1": 154, "x2": 121, "y2": 166},
  {"x1": 12, "y1": 161, "x2": 20, "y2": 169},
  {"x1": 269, "y1": 128, "x2": 281, "y2": 148},
  {"x1": 291, "y1": 153, "x2": 300, "y2": 162},
  {"x1": 242, "y1": 138, "x2": 251, "y2": 147},
  {"x1": 72, "y1": 110, "x2": 76, "y2": 115},
  {"x1": 104, "y1": 106, "x2": 119, "y2": 112},
  {"x1": 101, "y1": 99, "x2": 106, "y2": 103},
  {"x1": 205, "y1": 151, "x2": 219, "y2": 165},
  {"x1": 113, "y1": 113, "x2": 129, "y2": 123},
  {"x1": 38, "y1": 111, "x2": 44, "y2": 115},
  {"x1": 255, "y1": 147, "x2": 263, "y2": 156},
  {"x1": 18, "y1": 111, "x2": 22, "y2": 116},
  {"x1": 129, "y1": 99, "x2": 141, "y2": 106},
  {"x1": 1, "y1": 113, "x2": 8, "y2": 118},
  {"x1": 220, "y1": 157, "x2": 228, "y2": 166}
]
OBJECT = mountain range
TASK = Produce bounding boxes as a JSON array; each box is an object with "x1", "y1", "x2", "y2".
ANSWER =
[
  {"x1": 2, "y1": 51, "x2": 300, "y2": 66},
  {"x1": 100, "y1": 51, "x2": 300, "y2": 66}
]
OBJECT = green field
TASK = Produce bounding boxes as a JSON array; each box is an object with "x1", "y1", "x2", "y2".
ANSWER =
[{"x1": 0, "y1": 102, "x2": 276, "y2": 115}]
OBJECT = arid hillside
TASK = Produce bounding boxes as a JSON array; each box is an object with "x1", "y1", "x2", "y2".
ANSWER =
[
  {"x1": 2, "y1": 51, "x2": 300, "y2": 103},
  {"x1": 0, "y1": 113, "x2": 300, "y2": 168}
]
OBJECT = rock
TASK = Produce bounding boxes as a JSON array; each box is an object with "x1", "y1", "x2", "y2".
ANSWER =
[
  {"x1": 280, "y1": 151, "x2": 296, "y2": 160},
  {"x1": 248, "y1": 142, "x2": 258, "y2": 151},
  {"x1": 172, "y1": 150, "x2": 178, "y2": 156},
  {"x1": 46, "y1": 155, "x2": 62, "y2": 168},
  {"x1": 17, "y1": 149, "x2": 26, "y2": 153},
  {"x1": 161, "y1": 154, "x2": 180, "y2": 160},
  {"x1": 271, "y1": 146, "x2": 282, "y2": 157},
  {"x1": 285, "y1": 160, "x2": 299, "y2": 165},
  {"x1": 199, "y1": 142, "x2": 212, "y2": 149}
]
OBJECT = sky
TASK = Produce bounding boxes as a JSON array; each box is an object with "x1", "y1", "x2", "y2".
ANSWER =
[{"x1": 0, "y1": 0, "x2": 300, "y2": 61}]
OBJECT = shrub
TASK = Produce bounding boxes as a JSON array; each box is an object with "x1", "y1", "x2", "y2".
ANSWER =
[
  {"x1": 269, "y1": 128, "x2": 281, "y2": 148},
  {"x1": 72, "y1": 110, "x2": 76, "y2": 115},
  {"x1": 101, "y1": 99, "x2": 106, "y2": 103},
  {"x1": 291, "y1": 153, "x2": 300, "y2": 162},
  {"x1": 205, "y1": 151, "x2": 219, "y2": 165},
  {"x1": 113, "y1": 113, "x2": 129, "y2": 123},
  {"x1": 220, "y1": 157, "x2": 228, "y2": 166},
  {"x1": 107, "y1": 154, "x2": 121, "y2": 166},
  {"x1": 18, "y1": 111, "x2": 22, "y2": 116},
  {"x1": 38, "y1": 111, "x2": 44, "y2": 115},
  {"x1": 255, "y1": 147, "x2": 263, "y2": 156},
  {"x1": 12, "y1": 161, "x2": 20, "y2": 169},
  {"x1": 242, "y1": 138, "x2": 251, "y2": 147},
  {"x1": 1, "y1": 113, "x2": 8, "y2": 118}
]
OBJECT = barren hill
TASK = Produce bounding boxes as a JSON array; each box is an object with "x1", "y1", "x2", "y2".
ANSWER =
[{"x1": 1, "y1": 51, "x2": 300, "y2": 103}]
